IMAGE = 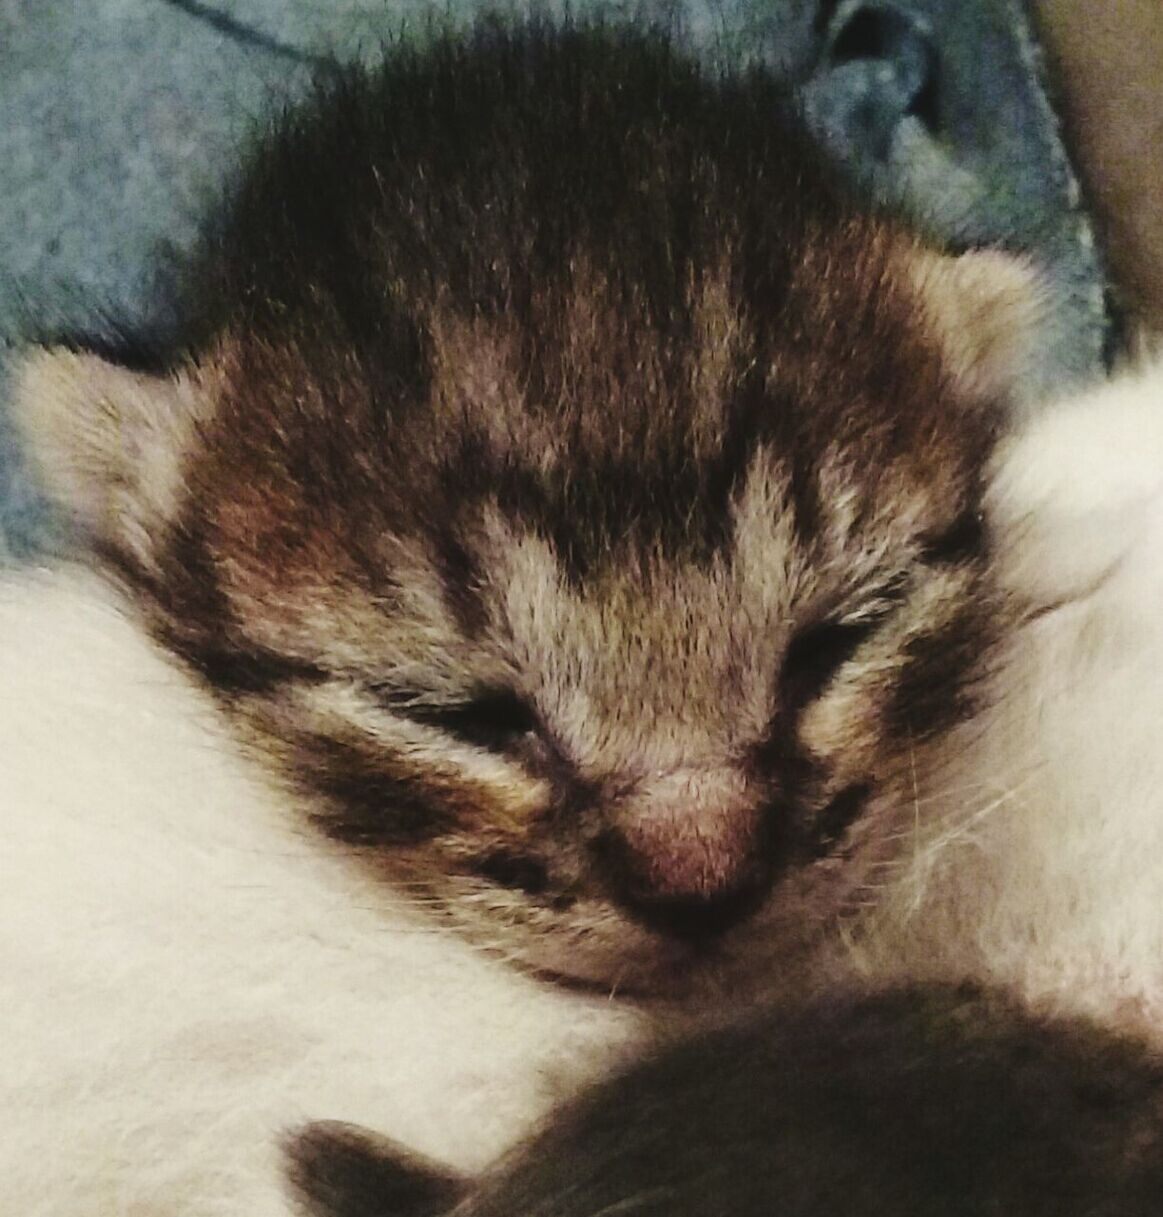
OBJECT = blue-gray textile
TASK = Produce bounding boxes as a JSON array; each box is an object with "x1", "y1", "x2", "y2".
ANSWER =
[{"x1": 0, "y1": 0, "x2": 1107, "y2": 561}]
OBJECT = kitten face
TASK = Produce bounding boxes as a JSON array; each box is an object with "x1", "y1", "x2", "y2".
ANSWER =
[{"x1": 16, "y1": 28, "x2": 1040, "y2": 994}]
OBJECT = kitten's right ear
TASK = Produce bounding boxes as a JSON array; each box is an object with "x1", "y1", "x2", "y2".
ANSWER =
[
  {"x1": 11, "y1": 346, "x2": 214, "y2": 569},
  {"x1": 986, "y1": 358, "x2": 1163, "y2": 605},
  {"x1": 905, "y1": 246, "x2": 1050, "y2": 409},
  {"x1": 285, "y1": 1122, "x2": 470, "y2": 1217}
]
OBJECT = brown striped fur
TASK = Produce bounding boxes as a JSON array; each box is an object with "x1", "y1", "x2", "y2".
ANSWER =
[{"x1": 14, "y1": 24, "x2": 1046, "y2": 994}]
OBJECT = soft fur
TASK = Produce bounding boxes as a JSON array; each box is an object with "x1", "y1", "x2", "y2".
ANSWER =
[
  {"x1": 0, "y1": 567, "x2": 642, "y2": 1216},
  {"x1": 845, "y1": 356, "x2": 1163, "y2": 1033},
  {"x1": 12, "y1": 26, "x2": 1051, "y2": 997},
  {"x1": 8, "y1": 23, "x2": 1163, "y2": 1215},
  {"x1": 288, "y1": 985, "x2": 1163, "y2": 1217},
  {"x1": 8, "y1": 353, "x2": 1163, "y2": 1206}
]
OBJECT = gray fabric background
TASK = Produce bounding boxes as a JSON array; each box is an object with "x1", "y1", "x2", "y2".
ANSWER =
[{"x1": 0, "y1": 0, "x2": 1109, "y2": 561}]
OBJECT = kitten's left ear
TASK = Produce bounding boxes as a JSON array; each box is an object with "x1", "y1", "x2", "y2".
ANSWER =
[
  {"x1": 11, "y1": 346, "x2": 214, "y2": 569},
  {"x1": 905, "y1": 246, "x2": 1050, "y2": 408},
  {"x1": 285, "y1": 1122, "x2": 470, "y2": 1217}
]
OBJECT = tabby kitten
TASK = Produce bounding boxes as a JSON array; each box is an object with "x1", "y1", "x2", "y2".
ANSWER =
[{"x1": 14, "y1": 23, "x2": 1048, "y2": 996}]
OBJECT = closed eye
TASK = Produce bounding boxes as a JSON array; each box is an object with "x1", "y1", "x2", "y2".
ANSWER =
[
  {"x1": 918, "y1": 509, "x2": 985, "y2": 566},
  {"x1": 780, "y1": 616, "x2": 881, "y2": 711},
  {"x1": 378, "y1": 685, "x2": 540, "y2": 753}
]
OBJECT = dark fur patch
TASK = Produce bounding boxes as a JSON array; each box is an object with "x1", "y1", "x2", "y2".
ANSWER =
[
  {"x1": 284, "y1": 985, "x2": 1163, "y2": 1217},
  {"x1": 45, "y1": 323, "x2": 179, "y2": 376},
  {"x1": 918, "y1": 508, "x2": 987, "y2": 566},
  {"x1": 178, "y1": 642, "x2": 326, "y2": 697},
  {"x1": 472, "y1": 849, "x2": 551, "y2": 896},
  {"x1": 887, "y1": 595, "x2": 996, "y2": 741},
  {"x1": 811, "y1": 782, "x2": 873, "y2": 855},
  {"x1": 169, "y1": 24, "x2": 986, "y2": 571},
  {"x1": 292, "y1": 733, "x2": 461, "y2": 845},
  {"x1": 781, "y1": 617, "x2": 884, "y2": 716},
  {"x1": 430, "y1": 528, "x2": 489, "y2": 638}
]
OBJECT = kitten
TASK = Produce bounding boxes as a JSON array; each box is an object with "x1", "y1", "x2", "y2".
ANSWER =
[
  {"x1": 287, "y1": 356, "x2": 1163, "y2": 1215},
  {"x1": 12, "y1": 23, "x2": 1049, "y2": 1000},
  {"x1": 286, "y1": 984, "x2": 1163, "y2": 1217},
  {"x1": 9, "y1": 19, "x2": 1162, "y2": 1215},
  {"x1": 10, "y1": 358, "x2": 1163, "y2": 1216}
]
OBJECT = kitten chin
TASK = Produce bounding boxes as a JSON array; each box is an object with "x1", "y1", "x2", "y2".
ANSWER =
[{"x1": 13, "y1": 24, "x2": 1050, "y2": 993}]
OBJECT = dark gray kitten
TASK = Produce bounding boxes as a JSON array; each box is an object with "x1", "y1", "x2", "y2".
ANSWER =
[{"x1": 288, "y1": 984, "x2": 1163, "y2": 1217}]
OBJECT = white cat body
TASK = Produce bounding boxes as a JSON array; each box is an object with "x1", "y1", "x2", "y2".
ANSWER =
[
  {"x1": 853, "y1": 359, "x2": 1163, "y2": 1031},
  {"x1": 0, "y1": 568, "x2": 644, "y2": 1217}
]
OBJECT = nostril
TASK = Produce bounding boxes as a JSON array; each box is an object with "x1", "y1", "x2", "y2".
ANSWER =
[
  {"x1": 594, "y1": 826, "x2": 771, "y2": 940},
  {"x1": 619, "y1": 882, "x2": 768, "y2": 940}
]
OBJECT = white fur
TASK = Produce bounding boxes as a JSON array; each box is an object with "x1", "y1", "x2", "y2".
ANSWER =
[
  {"x1": 851, "y1": 357, "x2": 1163, "y2": 1031},
  {"x1": 0, "y1": 567, "x2": 643, "y2": 1217}
]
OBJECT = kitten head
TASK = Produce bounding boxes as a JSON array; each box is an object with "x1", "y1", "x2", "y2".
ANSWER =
[{"x1": 14, "y1": 28, "x2": 1046, "y2": 995}]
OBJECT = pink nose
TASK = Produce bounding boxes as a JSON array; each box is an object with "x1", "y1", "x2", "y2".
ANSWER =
[
  {"x1": 601, "y1": 775, "x2": 771, "y2": 938},
  {"x1": 615, "y1": 812, "x2": 759, "y2": 900}
]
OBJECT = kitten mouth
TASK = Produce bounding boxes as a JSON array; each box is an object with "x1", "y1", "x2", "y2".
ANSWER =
[
  {"x1": 523, "y1": 929, "x2": 737, "y2": 999},
  {"x1": 527, "y1": 965, "x2": 651, "y2": 998}
]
